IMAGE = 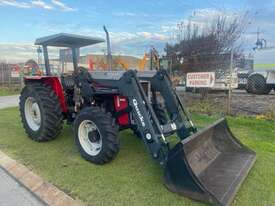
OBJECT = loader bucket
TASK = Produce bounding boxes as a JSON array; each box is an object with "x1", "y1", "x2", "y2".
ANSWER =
[{"x1": 164, "y1": 118, "x2": 256, "y2": 206}]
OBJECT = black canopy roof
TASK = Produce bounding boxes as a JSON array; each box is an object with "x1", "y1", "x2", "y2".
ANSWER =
[{"x1": 35, "y1": 33, "x2": 105, "y2": 48}]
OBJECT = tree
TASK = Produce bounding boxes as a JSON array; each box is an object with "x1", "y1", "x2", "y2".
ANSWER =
[{"x1": 165, "y1": 12, "x2": 249, "y2": 74}]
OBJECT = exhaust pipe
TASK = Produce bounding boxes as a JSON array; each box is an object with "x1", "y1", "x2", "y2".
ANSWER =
[{"x1": 103, "y1": 26, "x2": 112, "y2": 71}]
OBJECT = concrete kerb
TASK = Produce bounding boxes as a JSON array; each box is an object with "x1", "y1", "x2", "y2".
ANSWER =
[{"x1": 0, "y1": 150, "x2": 84, "y2": 206}]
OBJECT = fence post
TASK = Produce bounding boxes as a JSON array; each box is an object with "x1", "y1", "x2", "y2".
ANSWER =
[
  {"x1": 20, "y1": 69, "x2": 24, "y2": 89},
  {"x1": 8, "y1": 65, "x2": 11, "y2": 90},
  {"x1": 227, "y1": 49, "x2": 234, "y2": 115},
  {"x1": 1, "y1": 64, "x2": 3, "y2": 87}
]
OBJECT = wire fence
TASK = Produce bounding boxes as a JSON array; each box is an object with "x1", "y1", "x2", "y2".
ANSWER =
[
  {"x1": 0, "y1": 63, "x2": 23, "y2": 94},
  {"x1": 172, "y1": 50, "x2": 275, "y2": 120}
]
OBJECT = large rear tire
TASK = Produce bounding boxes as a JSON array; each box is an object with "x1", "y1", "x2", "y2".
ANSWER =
[
  {"x1": 19, "y1": 82, "x2": 63, "y2": 142},
  {"x1": 247, "y1": 74, "x2": 271, "y2": 95},
  {"x1": 74, "y1": 107, "x2": 119, "y2": 165}
]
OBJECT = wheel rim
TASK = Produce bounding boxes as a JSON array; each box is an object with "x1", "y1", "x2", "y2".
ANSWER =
[
  {"x1": 24, "y1": 97, "x2": 41, "y2": 131},
  {"x1": 78, "y1": 120, "x2": 102, "y2": 156}
]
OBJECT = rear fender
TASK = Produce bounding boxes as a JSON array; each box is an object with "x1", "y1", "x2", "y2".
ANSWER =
[{"x1": 24, "y1": 76, "x2": 68, "y2": 113}]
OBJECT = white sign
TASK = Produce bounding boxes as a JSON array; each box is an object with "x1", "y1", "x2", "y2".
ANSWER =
[
  {"x1": 11, "y1": 70, "x2": 20, "y2": 78},
  {"x1": 186, "y1": 72, "x2": 215, "y2": 88}
]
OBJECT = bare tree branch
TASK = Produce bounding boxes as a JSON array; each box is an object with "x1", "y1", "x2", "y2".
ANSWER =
[{"x1": 165, "y1": 11, "x2": 250, "y2": 73}]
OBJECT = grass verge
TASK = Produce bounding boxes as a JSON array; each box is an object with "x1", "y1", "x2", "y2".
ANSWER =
[
  {"x1": 0, "y1": 107, "x2": 274, "y2": 206},
  {"x1": 0, "y1": 87, "x2": 20, "y2": 96}
]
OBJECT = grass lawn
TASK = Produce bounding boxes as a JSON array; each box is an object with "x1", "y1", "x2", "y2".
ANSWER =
[
  {"x1": 0, "y1": 87, "x2": 19, "y2": 96},
  {"x1": 0, "y1": 107, "x2": 274, "y2": 206}
]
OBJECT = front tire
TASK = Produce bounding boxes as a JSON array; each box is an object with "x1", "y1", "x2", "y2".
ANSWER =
[
  {"x1": 19, "y1": 82, "x2": 63, "y2": 142},
  {"x1": 74, "y1": 107, "x2": 119, "y2": 164}
]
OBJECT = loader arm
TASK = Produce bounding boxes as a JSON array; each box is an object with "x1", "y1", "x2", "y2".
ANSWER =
[
  {"x1": 91, "y1": 70, "x2": 196, "y2": 164},
  {"x1": 117, "y1": 70, "x2": 170, "y2": 164},
  {"x1": 138, "y1": 69, "x2": 197, "y2": 138},
  {"x1": 91, "y1": 70, "x2": 170, "y2": 164}
]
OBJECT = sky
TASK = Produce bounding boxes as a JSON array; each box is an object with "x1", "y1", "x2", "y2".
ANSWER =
[{"x1": 0, "y1": 0, "x2": 275, "y2": 62}]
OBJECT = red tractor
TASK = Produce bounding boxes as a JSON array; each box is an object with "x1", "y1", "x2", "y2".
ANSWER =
[{"x1": 19, "y1": 31, "x2": 256, "y2": 206}]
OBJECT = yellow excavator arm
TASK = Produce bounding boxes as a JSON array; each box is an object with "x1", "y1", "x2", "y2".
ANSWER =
[
  {"x1": 138, "y1": 53, "x2": 149, "y2": 71},
  {"x1": 115, "y1": 58, "x2": 129, "y2": 70}
]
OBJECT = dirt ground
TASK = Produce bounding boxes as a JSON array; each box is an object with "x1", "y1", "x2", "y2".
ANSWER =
[{"x1": 180, "y1": 89, "x2": 275, "y2": 116}]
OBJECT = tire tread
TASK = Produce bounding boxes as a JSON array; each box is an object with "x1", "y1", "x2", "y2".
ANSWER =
[
  {"x1": 74, "y1": 107, "x2": 119, "y2": 164},
  {"x1": 19, "y1": 82, "x2": 63, "y2": 142}
]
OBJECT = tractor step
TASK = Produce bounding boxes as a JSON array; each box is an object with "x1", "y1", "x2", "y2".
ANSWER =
[{"x1": 164, "y1": 118, "x2": 256, "y2": 206}]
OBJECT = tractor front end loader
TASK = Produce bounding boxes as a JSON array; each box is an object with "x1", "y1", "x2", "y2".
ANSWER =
[
  {"x1": 136, "y1": 70, "x2": 256, "y2": 206},
  {"x1": 19, "y1": 32, "x2": 256, "y2": 206}
]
